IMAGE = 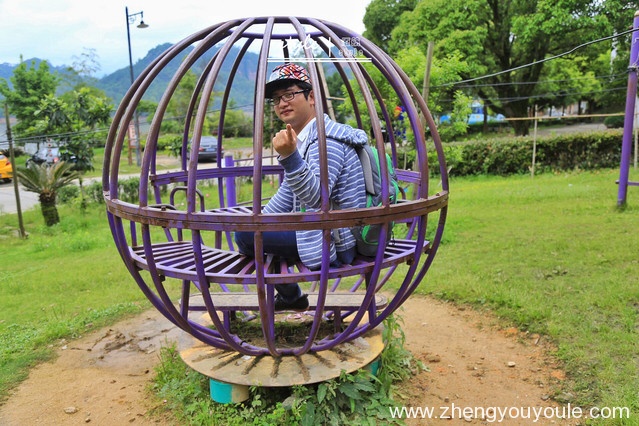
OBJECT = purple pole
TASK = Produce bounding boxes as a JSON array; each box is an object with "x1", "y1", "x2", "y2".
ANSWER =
[
  {"x1": 224, "y1": 154, "x2": 236, "y2": 207},
  {"x1": 617, "y1": 10, "x2": 639, "y2": 207}
]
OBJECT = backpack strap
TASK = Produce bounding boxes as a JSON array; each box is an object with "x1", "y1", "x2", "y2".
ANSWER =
[{"x1": 357, "y1": 145, "x2": 377, "y2": 196}]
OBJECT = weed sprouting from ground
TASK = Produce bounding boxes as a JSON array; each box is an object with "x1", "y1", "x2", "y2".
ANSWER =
[{"x1": 149, "y1": 313, "x2": 421, "y2": 425}]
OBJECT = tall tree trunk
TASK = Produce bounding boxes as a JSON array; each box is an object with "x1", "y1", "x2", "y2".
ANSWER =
[
  {"x1": 511, "y1": 120, "x2": 530, "y2": 137},
  {"x1": 78, "y1": 175, "x2": 87, "y2": 211},
  {"x1": 503, "y1": 99, "x2": 531, "y2": 136}
]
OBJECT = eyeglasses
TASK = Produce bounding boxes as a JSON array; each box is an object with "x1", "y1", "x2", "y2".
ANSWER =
[{"x1": 268, "y1": 90, "x2": 308, "y2": 106}]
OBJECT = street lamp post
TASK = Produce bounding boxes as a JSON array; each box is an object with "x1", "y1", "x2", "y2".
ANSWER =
[{"x1": 125, "y1": 6, "x2": 149, "y2": 167}]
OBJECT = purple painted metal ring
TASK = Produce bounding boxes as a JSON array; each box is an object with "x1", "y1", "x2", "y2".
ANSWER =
[{"x1": 103, "y1": 16, "x2": 449, "y2": 357}]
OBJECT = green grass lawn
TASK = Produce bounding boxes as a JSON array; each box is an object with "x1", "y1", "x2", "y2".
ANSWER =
[
  {"x1": 0, "y1": 167, "x2": 638, "y2": 423},
  {"x1": 417, "y1": 168, "x2": 639, "y2": 420}
]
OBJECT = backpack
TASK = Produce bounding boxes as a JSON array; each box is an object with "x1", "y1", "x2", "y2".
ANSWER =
[{"x1": 351, "y1": 144, "x2": 400, "y2": 257}]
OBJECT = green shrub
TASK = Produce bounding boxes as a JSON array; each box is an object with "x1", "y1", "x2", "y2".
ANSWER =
[
  {"x1": 535, "y1": 131, "x2": 621, "y2": 171},
  {"x1": 603, "y1": 115, "x2": 624, "y2": 129},
  {"x1": 83, "y1": 177, "x2": 166, "y2": 206},
  {"x1": 85, "y1": 181, "x2": 104, "y2": 204},
  {"x1": 427, "y1": 129, "x2": 623, "y2": 177},
  {"x1": 157, "y1": 134, "x2": 182, "y2": 155},
  {"x1": 58, "y1": 184, "x2": 80, "y2": 204},
  {"x1": 466, "y1": 120, "x2": 510, "y2": 135},
  {"x1": 118, "y1": 177, "x2": 140, "y2": 203}
]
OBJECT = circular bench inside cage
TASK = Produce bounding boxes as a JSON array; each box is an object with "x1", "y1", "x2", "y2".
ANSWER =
[
  {"x1": 129, "y1": 236, "x2": 429, "y2": 286},
  {"x1": 109, "y1": 161, "x2": 444, "y2": 357}
]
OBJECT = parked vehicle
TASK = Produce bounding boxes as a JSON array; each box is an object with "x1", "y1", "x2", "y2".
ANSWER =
[
  {"x1": 192, "y1": 136, "x2": 223, "y2": 162},
  {"x1": 26, "y1": 147, "x2": 77, "y2": 168},
  {"x1": 0, "y1": 154, "x2": 13, "y2": 182},
  {"x1": 26, "y1": 147, "x2": 60, "y2": 167}
]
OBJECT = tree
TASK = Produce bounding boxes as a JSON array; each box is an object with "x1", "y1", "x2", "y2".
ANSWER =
[
  {"x1": 363, "y1": 0, "x2": 419, "y2": 53},
  {"x1": 70, "y1": 48, "x2": 101, "y2": 83},
  {"x1": 162, "y1": 70, "x2": 216, "y2": 135},
  {"x1": 385, "y1": 0, "x2": 616, "y2": 136},
  {"x1": 58, "y1": 48, "x2": 102, "y2": 93},
  {"x1": 32, "y1": 87, "x2": 111, "y2": 209},
  {"x1": 34, "y1": 87, "x2": 112, "y2": 174},
  {"x1": 160, "y1": 69, "x2": 197, "y2": 137},
  {"x1": 0, "y1": 55, "x2": 112, "y2": 155},
  {"x1": 589, "y1": 1, "x2": 638, "y2": 113},
  {"x1": 17, "y1": 162, "x2": 78, "y2": 226},
  {"x1": 0, "y1": 58, "x2": 59, "y2": 136},
  {"x1": 533, "y1": 56, "x2": 602, "y2": 116},
  {"x1": 438, "y1": 91, "x2": 473, "y2": 141},
  {"x1": 326, "y1": 70, "x2": 348, "y2": 123}
]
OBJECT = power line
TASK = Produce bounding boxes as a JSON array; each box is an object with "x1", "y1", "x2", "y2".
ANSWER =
[
  {"x1": 490, "y1": 86, "x2": 627, "y2": 104},
  {"x1": 0, "y1": 128, "x2": 108, "y2": 146},
  {"x1": 0, "y1": 102, "x2": 258, "y2": 146},
  {"x1": 437, "y1": 86, "x2": 627, "y2": 105},
  {"x1": 434, "y1": 27, "x2": 637, "y2": 88},
  {"x1": 453, "y1": 72, "x2": 628, "y2": 89}
]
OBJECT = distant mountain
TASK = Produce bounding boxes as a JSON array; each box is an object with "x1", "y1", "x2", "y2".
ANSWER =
[
  {"x1": 0, "y1": 58, "x2": 74, "y2": 90},
  {"x1": 95, "y1": 43, "x2": 259, "y2": 110},
  {"x1": 0, "y1": 45, "x2": 259, "y2": 114},
  {"x1": 0, "y1": 62, "x2": 15, "y2": 82}
]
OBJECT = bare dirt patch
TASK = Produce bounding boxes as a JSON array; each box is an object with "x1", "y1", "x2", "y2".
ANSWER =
[{"x1": 0, "y1": 296, "x2": 576, "y2": 425}]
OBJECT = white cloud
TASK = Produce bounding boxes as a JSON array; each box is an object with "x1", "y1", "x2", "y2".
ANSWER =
[{"x1": 0, "y1": 0, "x2": 371, "y2": 76}]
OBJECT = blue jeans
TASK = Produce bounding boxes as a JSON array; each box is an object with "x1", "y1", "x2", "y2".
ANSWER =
[
  {"x1": 234, "y1": 230, "x2": 357, "y2": 301},
  {"x1": 235, "y1": 230, "x2": 300, "y2": 300}
]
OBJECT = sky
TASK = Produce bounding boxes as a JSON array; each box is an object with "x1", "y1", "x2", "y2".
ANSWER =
[{"x1": 0, "y1": 0, "x2": 371, "y2": 77}]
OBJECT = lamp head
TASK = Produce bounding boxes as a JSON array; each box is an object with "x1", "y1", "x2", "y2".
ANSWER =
[{"x1": 137, "y1": 21, "x2": 149, "y2": 29}]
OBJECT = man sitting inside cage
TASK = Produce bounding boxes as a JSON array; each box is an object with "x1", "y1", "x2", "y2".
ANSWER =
[{"x1": 234, "y1": 63, "x2": 368, "y2": 312}]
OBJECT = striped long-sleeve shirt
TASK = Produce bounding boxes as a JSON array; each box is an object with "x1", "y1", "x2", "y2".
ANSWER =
[{"x1": 264, "y1": 114, "x2": 367, "y2": 269}]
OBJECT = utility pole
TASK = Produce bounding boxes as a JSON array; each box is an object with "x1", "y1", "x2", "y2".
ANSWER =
[
  {"x1": 125, "y1": 7, "x2": 149, "y2": 167},
  {"x1": 421, "y1": 41, "x2": 435, "y2": 130},
  {"x1": 4, "y1": 103, "x2": 26, "y2": 238},
  {"x1": 315, "y1": 63, "x2": 336, "y2": 121}
]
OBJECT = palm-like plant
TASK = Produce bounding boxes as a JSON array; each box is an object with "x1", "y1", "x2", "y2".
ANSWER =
[{"x1": 17, "y1": 161, "x2": 79, "y2": 226}]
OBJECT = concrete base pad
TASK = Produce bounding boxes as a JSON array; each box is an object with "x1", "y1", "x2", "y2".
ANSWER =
[{"x1": 178, "y1": 326, "x2": 384, "y2": 389}]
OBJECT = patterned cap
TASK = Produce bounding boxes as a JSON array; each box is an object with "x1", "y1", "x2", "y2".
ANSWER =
[{"x1": 265, "y1": 63, "x2": 311, "y2": 98}]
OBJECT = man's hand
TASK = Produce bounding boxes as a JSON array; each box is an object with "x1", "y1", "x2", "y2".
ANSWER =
[{"x1": 272, "y1": 124, "x2": 297, "y2": 158}]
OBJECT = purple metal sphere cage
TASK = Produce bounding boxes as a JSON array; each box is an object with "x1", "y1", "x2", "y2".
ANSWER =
[{"x1": 103, "y1": 16, "x2": 449, "y2": 357}]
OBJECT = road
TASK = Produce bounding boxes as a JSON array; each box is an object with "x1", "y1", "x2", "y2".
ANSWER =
[
  {"x1": 0, "y1": 125, "x2": 613, "y2": 216},
  {"x1": 0, "y1": 181, "x2": 39, "y2": 215},
  {"x1": 0, "y1": 150, "x2": 277, "y2": 216}
]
